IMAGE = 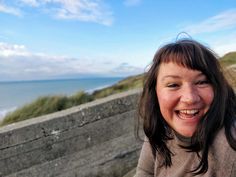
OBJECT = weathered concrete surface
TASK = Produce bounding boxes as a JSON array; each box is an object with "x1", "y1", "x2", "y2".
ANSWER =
[
  {"x1": 123, "y1": 168, "x2": 136, "y2": 177},
  {"x1": 0, "y1": 89, "x2": 142, "y2": 177}
]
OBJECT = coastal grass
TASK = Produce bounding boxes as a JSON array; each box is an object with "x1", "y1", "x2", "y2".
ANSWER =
[
  {"x1": 0, "y1": 74, "x2": 144, "y2": 126},
  {"x1": 219, "y1": 52, "x2": 236, "y2": 67},
  {"x1": 223, "y1": 67, "x2": 236, "y2": 89},
  {"x1": 0, "y1": 92, "x2": 94, "y2": 126},
  {"x1": 92, "y1": 74, "x2": 144, "y2": 99},
  {"x1": 220, "y1": 52, "x2": 236, "y2": 88}
]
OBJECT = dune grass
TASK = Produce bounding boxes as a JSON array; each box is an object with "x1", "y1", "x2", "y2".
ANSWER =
[
  {"x1": 220, "y1": 52, "x2": 236, "y2": 88},
  {"x1": 92, "y1": 74, "x2": 144, "y2": 99},
  {"x1": 0, "y1": 91, "x2": 94, "y2": 126},
  {"x1": 0, "y1": 74, "x2": 144, "y2": 126},
  {"x1": 219, "y1": 52, "x2": 236, "y2": 67},
  {"x1": 222, "y1": 67, "x2": 236, "y2": 89}
]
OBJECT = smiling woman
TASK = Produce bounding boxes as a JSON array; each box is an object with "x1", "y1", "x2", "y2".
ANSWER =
[
  {"x1": 135, "y1": 39, "x2": 236, "y2": 177},
  {"x1": 156, "y1": 63, "x2": 214, "y2": 137}
]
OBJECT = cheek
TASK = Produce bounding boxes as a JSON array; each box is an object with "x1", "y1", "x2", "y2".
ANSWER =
[
  {"x1": 207, "y1": 93, "x2": 214, "y2": 105},
  {"x1": 202, "y1": 88, "x2": 214, "y2": 105},
  {"x1": 156, "y1": 90, "x2": 176, "y2": 115}
]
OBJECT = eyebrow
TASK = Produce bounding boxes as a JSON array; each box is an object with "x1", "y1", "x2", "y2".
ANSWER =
[{"x1": 161, "y1": 75, "x2": 180, "y2": 81}]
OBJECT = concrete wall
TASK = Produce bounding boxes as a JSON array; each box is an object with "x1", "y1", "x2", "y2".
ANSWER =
[{"x1": 0, "y1": 89, "x2": 142, "y2": 177}]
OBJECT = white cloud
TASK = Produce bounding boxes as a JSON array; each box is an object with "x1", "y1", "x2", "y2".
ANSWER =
[
  {"x1": 0, "y1": 0, "x2": 113, "y2": 25},
  {"x1": 0, "y1": 3, "x2": 22, "y2": 16},
  {"x1": 0, "y1": 42, "x2": 142, "y2": 81},
  {"x1": 53, "y1": 0, "x2": 113, "y2": 25},
  {"x1": 111, "y1": 62, "x2": 144, "y2": 76},
  {"x1": 0, "y1": 42, "x2": 29, "y2": 57},
  {"x1": 184, "y1": 9, "x2": 236, "y2": 34},
  {"x1": 124, "y1": 0, "x2": 142, "y2": 6},
  {"x1": 174, "y1": 9, "x2": 236, "y2": 56}
]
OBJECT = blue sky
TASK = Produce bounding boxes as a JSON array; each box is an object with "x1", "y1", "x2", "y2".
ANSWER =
[{"x1": 0, "y1": 0, "x2": 236, "y2": 81}]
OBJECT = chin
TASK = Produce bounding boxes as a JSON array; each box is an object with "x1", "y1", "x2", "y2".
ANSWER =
[{"x1": 178, "y1": 129, "x2": 195, "y2": 137}]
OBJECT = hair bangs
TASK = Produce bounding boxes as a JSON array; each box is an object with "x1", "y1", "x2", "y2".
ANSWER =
[{"x1": 157, "y1": 41, "x2": 211, "y2": 74}]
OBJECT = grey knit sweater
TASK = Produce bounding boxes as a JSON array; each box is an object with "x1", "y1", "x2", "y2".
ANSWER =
[{"x1": 135, "y1": 128, "x2": 236, "y2": 177}]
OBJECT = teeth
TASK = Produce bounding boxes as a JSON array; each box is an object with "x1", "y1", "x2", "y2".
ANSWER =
[{"x1": 179, "y1": 110, "x2": 199, "y2": 115}]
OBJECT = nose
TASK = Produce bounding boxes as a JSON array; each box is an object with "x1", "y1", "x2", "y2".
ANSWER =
[{"x1": 180, "y1": 85, "x2": 200, "y2": 104}]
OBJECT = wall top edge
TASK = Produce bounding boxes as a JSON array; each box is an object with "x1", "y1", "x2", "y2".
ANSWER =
[{"x1": 0, "y1": 88, "x2": 142, "y2": 134}]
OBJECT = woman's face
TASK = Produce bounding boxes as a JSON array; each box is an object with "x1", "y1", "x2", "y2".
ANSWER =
[{"x1": 156, "y1": 62, "x2": 214, "y2": 137}]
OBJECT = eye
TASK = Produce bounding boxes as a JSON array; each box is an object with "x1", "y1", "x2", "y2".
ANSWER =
[
  {"x1": 167, "y1": 83, "x2": 179, "y2": 88},
  {"x1": 195, "y1": 80, "x2": 210, "y2": 86}
]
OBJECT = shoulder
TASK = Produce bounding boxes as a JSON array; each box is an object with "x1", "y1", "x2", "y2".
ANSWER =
[
  {"x1": 209, "y1": 128, "x2": 236, "y2": 170},
  {"x1": 211, "y1": 128, "x2": 236, "y2": 176},
  {"x1": 212, "y1": 128, "x2": 235, "y2": 154},
  {"x1": 135, "y1": 139, "x2": 155, "y2": 176}
]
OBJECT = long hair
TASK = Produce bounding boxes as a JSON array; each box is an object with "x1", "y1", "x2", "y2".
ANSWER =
[{"x1": 139, "y1": 39, "x2": 236, "y2": 175}]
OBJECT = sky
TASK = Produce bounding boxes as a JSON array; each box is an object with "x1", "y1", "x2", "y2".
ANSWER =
[{"x1": 0, "y1": 0, "x2": 236, "y2": 81}]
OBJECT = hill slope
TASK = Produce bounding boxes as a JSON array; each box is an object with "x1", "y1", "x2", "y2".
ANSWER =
[
  {"x1": 220, "y1": 51, "x2": 236, "y2": 88},
  {"x1": 219, "y1": 51, "x2": 236, "y2": 66}
]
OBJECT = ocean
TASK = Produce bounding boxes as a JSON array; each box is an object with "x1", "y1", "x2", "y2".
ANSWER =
[{"x1": 0, "y1": 77, "x2": 123, "y2": 121}]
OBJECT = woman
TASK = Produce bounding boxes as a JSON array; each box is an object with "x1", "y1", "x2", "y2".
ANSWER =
[{"x1": 135, "y1": 39, "x2": 236, "y2": 176}]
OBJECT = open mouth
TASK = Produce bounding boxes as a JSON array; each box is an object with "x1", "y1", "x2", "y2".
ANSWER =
[{"x1": 175, "y1": 109, "x2": 200, "y2": 119}]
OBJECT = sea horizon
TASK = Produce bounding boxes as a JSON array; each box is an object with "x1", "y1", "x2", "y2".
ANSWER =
[
  {"x1": 0, "y1": 77, "x2": 124, "y2": 121},
  {"x1": 0, "y1": 76, "x2": 125, "y2": 83}
]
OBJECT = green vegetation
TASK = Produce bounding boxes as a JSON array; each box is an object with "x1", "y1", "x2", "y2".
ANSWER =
[
  {"x1": 219, "y1": 52, "x2": 236, "y2": 67},
  {"x1": 219, "y1": 52, "x2": 236, "y2": 88},
  {"x1": 0, "y1": 74, "x2": 144, "y2": 126},
  {"x1": 92, "y1": 74, "x2": 144, "y2": 99},
  {"x1": 0, "y1": 92, "x2": 94, "y2": 126},
  {"x1": 1, "y1": 51, "x2": 235, "y2": 127}
]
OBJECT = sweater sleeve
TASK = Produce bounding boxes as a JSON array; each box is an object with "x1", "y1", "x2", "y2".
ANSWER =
[{"x1": 134, "y1": 139, "x2": 155, "y2": 177}]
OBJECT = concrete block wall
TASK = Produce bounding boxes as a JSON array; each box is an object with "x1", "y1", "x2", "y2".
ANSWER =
[{"x1": 0, "y1": 89, "x2": 142, "y2": 177}]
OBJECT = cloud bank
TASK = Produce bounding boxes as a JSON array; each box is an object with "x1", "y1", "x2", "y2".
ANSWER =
[{"x1": 0, "y1": 42, "x2": 143, "y2": 81}]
